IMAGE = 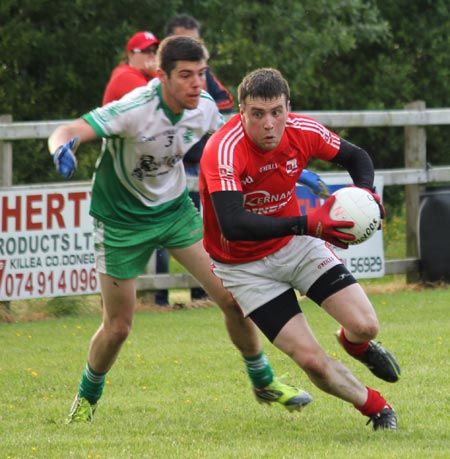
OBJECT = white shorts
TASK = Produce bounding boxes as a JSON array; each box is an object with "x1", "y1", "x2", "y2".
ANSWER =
[{"x1": 212, "y1": 236, "x2": 342, "y2": 317}]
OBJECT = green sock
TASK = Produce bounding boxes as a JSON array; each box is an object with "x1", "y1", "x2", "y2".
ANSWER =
[
  {"x1": 244, "y1": 351, "x2": 274, "y2": 389},
  {"x1": 78, "y1": 362, "x2": 106, "y2": 405}
]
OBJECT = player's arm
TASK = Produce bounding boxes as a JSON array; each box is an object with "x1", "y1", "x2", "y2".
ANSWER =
[
  {"x1": 48, "y1": 118, "x2": 97, "y2": 153},
  {"x1": 184, "y1": 134, "x2": 209, "y2": 163},
  {"x1": 211, "y1": 190, "x2": 354, "y2": 248},
  {"x1": 331, "y1": 139, "x2": 385, "y2": 218},
  {"x1": 48, "y1": 119, "x2": 97, "y2": 179},
  {"x1": 205, "y1": 67, "x2": 234, "y2": 114},
  {"x1": 331, "y1": 139, "x2": 374, "y2": 189}
]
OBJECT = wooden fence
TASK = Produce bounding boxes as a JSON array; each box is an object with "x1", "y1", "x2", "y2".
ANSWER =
[{"x1": 2, "y1": 101, "x2": 450, "y2": 292}]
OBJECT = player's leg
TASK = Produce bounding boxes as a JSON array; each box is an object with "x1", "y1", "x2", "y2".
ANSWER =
[
  {"x1": 67, "y1": 220, "x2": 142, "y2": 423},
  {"x1": 269, "y1": 300, "x2": 367, "y2": 404},
  {"x1": 170, "y1": 241, "x2": 309, "y2": 411},
  {"x1": 251, "y1": 289, "x2": 396, "y2": 429},
  {"x1": 170, "y1": 241, "x2": 260, "y2": 356},
  {"x1": 310, "y1": 270, "x2": 379, "y2": 341},
  {"x1": 307, "y1": 266, "x2": 401, "y2": 383},
  {"x1": 273, "y1": 309, "x2": 397, "y2": 430},
  {"x1": 186, "y1": 194, "x2": 209, "y2": 301},
  {"x1": 184, "y1": 162, "x2": 208, "y2": 302},
  {"x1": 67, "y1": 274, "x2": 136, "y2": 423},
  {"x1": 88, "y1": 274, "x2": 136, "y2": 373},
  {"x1": 68, "y1": 279, "x2": 136, "y2": 425}
]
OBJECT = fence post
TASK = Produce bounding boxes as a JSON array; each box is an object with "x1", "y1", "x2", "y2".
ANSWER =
[
  {"x1": 404, "y1": 101, "x2": 426, "y2": 283},
  {"x1": 0, "y1": 114, "x2": 13, "y2": 188},
  {"x1": 0, "y1": 115, "x2": 13, "y2": 310}
]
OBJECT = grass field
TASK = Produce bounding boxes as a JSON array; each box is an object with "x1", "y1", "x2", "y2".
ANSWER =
[{"x1": 1, "y1": 284, "x2": 449, "y2": 459}]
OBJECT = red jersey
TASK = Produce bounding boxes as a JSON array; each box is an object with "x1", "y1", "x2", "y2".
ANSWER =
[
  {"x1": 199, "y1": 113, "x2": 341, "y2": 263},
  {"x1": 102, "y1": 64, "x2": 151, "y2": 105}
]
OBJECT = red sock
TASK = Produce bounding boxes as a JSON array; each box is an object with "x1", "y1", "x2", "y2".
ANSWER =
[
  {"x1": 338, "y1": 327, "x2": 369, "y2": 357},
  {"x1": 354, "y1": 387, "x2": 388, "y2": 416}
]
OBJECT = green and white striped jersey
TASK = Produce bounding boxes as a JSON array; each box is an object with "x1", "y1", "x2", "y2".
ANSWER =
[{"x1": 82, "y1": 79, "x2": 224, "y2": 229}]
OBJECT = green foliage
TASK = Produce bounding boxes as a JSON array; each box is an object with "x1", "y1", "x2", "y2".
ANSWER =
[
  {"x1": 1, "y1": 288, "x2": 450, "y2": 457},
  {"x1": 1, "y1": 0, "x2": 450, "y2": 187},
  {"x1": 314, "y1": 1, "x2": 450, "y2": 169},
  {"x1": 0, "y1": 0, "x2": 173, "y2": 119},
  {"x1": 383, "y1": 204, "x2": 406, "y2": 259},
  {"x1": 11, "y1": 139, "x2": 101, "y2": 185},
  {"x1": 44, "y1": 296, "x2": 83, "y2": 317},
  {"x1": 198, "y1": 0, "x2": 390, "y2": 109}
]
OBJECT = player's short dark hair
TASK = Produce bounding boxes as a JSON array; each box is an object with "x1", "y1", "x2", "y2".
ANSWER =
[
  {"x1": 157, "y1": 35, "x2": 205, "y2": 76},
  {"x1": 238, "y1": 68, "x2": 290, "y2": 105},
  {"x1": 165, "y1": 13, "x2": 201, "y2": 37}
]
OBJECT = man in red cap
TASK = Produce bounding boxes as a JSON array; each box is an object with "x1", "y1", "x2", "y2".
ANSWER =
[{"x1": 102, "y1": 31, "x2": 159, "y2": 105}]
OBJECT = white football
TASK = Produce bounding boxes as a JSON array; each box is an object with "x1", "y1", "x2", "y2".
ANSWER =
[{"x1": 329, "y1": 187, "x2": 381, "y2": 245}]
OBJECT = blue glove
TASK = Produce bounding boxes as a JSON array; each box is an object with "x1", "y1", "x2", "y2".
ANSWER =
[
  {"x1": 53, "y1": 137, "x2": 80, "y2": 179},
  {"x1": 298, "y1": 169, "x2": 330, "y2": 199}
]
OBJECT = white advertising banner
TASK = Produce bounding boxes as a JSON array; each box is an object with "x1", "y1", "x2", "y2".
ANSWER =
[
  {"x1": 0, "y1": 184, "x2": 99, "y2": 300},
  {"x1": 1, "y1": 176, "x2": 385, "y2": 301},
  {"x1": 296, "y1": 176, "x2": 385, "y2": 279}
]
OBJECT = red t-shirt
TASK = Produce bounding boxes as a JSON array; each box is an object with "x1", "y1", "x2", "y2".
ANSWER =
[
  {"x1": 199, "y1": 113, "x2": 341, "y2": 263},
  {"x1": 102, "y1": 64, "x2": 151, "y2": 105}
]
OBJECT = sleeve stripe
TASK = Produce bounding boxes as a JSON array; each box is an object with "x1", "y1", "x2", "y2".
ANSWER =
[
  {"x1": 217, "y1": 122, "x2": 244, "y2": 191},
  {"x1": 287, "y1": 117, "x2": 340, "y2": 149}
]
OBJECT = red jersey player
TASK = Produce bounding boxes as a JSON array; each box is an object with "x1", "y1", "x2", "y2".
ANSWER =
[{"x1": 200, "y1": 67, "x2": 400, "y2": 431}]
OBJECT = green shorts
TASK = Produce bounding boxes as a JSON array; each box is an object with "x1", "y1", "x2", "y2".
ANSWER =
[{"x1": 93, "y1": 197, "x2": 203, "y2": 279}]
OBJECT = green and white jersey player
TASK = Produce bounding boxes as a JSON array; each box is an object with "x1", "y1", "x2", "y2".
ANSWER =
[
  {"x1": 48, "y1": 35, "x2": 311, "y2": 423},
  {"x1": 87, "y1": 77, "x2": 222, "y2": 228}
]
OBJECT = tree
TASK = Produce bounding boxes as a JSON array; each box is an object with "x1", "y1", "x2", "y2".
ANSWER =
[
  {"x1": 0, "y1": 0, "x2": 175, "y2": 182},
  {"x1": 1, "y1": 0, "x2": 449, "y2": 196}
]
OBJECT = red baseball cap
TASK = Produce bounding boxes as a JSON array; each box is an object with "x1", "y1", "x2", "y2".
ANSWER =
[{"x1": 127, "y1": 31, "x2": 159, "y2": 53}]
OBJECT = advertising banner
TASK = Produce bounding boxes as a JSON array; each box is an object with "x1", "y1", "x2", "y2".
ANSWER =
[
  {"x1": 0, "y1": 184, "x2": 98, "y2": 300},
  {"x1": 1, "y1": 176, "x2": 385, "y2": 300},
  {"x1": 296, "y1": 176, "x2": 385, "y2": 279}
]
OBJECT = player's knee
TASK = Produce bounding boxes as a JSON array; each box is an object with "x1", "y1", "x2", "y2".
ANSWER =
[
  {"x1": 294, "y1": 350, "x2": 329, "y2": 379},
  {"x1": 215, "y1": 294, "x2": 242, "y2": 316},
  {"x1": 105, "y1": 319, "x2": 133, "y2": 344},
  {"x1": 349, "y1": 319, "x2": 379, "y2": 341},
  {"x1": 361, "y1": 322, "x2": 379, "y2": 340},
  {"x1": 283, "y1": 343, "x2": 323, "y2": 372}
]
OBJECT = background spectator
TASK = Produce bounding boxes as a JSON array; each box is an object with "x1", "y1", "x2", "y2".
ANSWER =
[{"x1": 103, "y1": 31, "x2": 159, "y2": 105}]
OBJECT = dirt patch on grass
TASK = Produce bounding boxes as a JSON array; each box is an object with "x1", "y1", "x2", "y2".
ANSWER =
[
  {"x1": 0, "y1": 292, "x2": 216, "y2": 322},
  {"x1": 3, "y1": 280, "x2": 447, "y2": 323}
]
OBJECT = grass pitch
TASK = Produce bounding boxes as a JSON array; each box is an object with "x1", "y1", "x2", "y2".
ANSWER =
[{"x1": 1, "y1": 284, "x2": 449, "y2": 458}]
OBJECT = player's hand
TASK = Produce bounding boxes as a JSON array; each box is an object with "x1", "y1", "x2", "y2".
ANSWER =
[
  {"x1": 353, "y1": 186, "x2": 385, "y2": 230},
  {"x1": 298, "y1": 169, "x2": 330, "y2": 199},
  {"x1": 306, "y1": 195, "x2": 355, "y2": 249},
  {"x1": 53, "y1": 137, "x2": 80, "y2": 179},
  {"x1": 362, "y1": 187, "x2": 385, "y2": 221}
]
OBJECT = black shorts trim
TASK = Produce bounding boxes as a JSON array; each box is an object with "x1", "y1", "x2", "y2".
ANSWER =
[
  {"x1": 249, "y1": 288, "x2": 301, "y2": 342},
  {"x1": 306, "y1": 264, "x2": 357, "y2": 305}
]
